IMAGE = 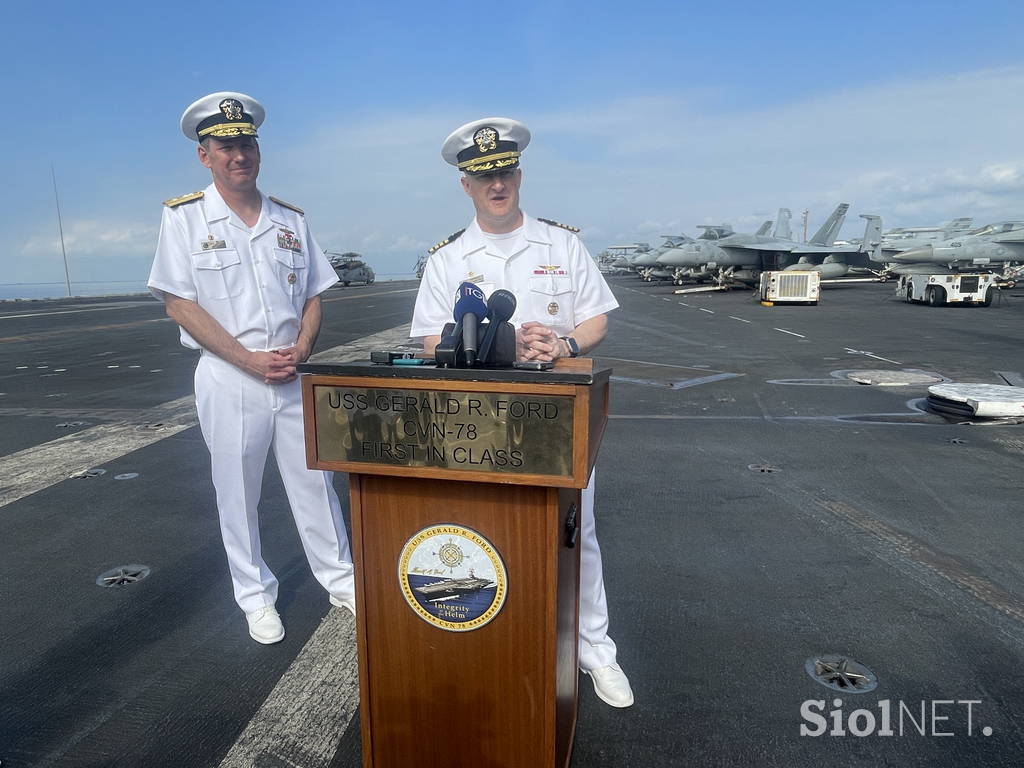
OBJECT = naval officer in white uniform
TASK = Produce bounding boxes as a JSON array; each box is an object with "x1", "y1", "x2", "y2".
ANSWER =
[
  {"x1": 410, "y1": 117, "x2": 634, "y2": 707},
  {"x1": 148, "y1": 92, "x2": 355, "y2": 644}
]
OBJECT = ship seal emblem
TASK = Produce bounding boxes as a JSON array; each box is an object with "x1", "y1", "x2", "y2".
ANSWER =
[{"x1": 398, "y1": 524, "x2": 507, "y2": 632}]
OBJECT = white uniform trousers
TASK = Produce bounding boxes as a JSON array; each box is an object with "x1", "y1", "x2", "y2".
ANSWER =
[
  {"x1": 578, "y1": 469, "x2": 618, "y2": 670},
  {"x1": 195, "y1": 354, "x2": 355, "y2": 614}
]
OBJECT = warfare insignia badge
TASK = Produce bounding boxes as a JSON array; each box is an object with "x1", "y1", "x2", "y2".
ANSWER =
[
  {"x1": 548, "y1": 302, "x2": 559, "y2": 315},
  {"x1": 277, "y1": 228, "x2": 301, "y2": 252},
  {"x1": 473, "y1": 127, "x2": 498, "y2": 153},
  {"x1": 220, "y1": 98, "x2": 244, "y2": 121},
  {"x1": 398, "y1": 524, "x2": 507, "y2": 632}
]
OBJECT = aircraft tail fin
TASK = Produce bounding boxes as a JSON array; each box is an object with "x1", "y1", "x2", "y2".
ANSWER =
[
  {"x1": 808, "y1": 204, "x2": 849, "y2": 246},
  {"x1": 774, "y1": 208, "x2": 793, "y2": 241},
  {"x1": 859, "y1": 214, "x2": 884, "y2": 262},
  {"x1": 755, "y1": 220, "x2": 773, "y2": 236},
  {"x1": 941, "y1": 217, "x2": 973, "y2": 238}
]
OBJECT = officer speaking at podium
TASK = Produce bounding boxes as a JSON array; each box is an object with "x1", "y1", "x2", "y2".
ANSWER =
[{"x1": 411, "y1": 117, "x2": 633, "y2": 707}]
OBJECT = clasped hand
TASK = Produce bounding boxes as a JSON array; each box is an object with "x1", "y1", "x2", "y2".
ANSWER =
[
  {"x1": 517, "y1": 321, "x2": 563, "y2": 362},
  {"x1": 249, "y1": 346, "x2": 305, "y2": 384}
]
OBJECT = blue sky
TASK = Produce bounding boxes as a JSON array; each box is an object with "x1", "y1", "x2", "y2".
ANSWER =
[{"x1": 3, "y1": 0, "x2": 1024, "y2": 291}]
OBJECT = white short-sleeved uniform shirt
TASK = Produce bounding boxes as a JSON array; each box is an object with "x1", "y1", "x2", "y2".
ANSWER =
[
  {"x1": 411, "y1": 213, "x2": 618, "y2": 339},
  {"x1": 148, "y1": 183, "x2": 338, "y2": 351}
]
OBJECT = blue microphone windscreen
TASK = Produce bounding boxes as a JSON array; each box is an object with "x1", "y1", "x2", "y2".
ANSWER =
[{"x1": 453, "y1": 282, "x2": 488, "y2": 321}]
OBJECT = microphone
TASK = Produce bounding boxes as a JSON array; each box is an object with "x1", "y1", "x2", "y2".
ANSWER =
[
  {"x1": 453, "y1": 282, "x2": 487, "y2": 367},
  {"x1": 477, "y1": 289, "x2": 517, "y2": 365}
]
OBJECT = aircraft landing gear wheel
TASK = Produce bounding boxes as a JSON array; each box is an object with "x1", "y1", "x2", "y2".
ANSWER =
[
  {"x1": 1008, "y1": 280, "x2": 1017, "y2": 289},
  {"x1": 925, "y1": 286, "x2": 943, "y2": 307}
]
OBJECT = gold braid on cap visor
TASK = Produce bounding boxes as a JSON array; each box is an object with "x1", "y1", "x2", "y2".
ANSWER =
[
  {"x1": 198, "y1": 123, "x2": 259, "y2": 139},
  {"x1": 458, "y1": 151, "x2": 520, "y2": 173}
]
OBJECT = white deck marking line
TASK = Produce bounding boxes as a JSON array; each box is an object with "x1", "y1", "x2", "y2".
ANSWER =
[
  {"x1": 844, "y1": 347, "x2": 902, "y2": 365},
  {"x1": 729, "y1": 316, "x2": 751, "y2": 323},
  {"x1": 0, "y1": 325, "x2": 413, "y2": 512},
  {"x1": 0, "y1": 305, "x2": 151, "y2": 320},
  {"x1": 0, "y1": 396, "x2": 197, "y2": 509},
  {"x1": 699, "y1": 308, "x2": 714, "y2": 314},
  {"x1": 217, "y1": 609, "x2": 360, "y2": 768},
  {"x1": 321, "y1": 287, "x2": 418, "y2": 303},
  {"x1": 774, "y1": 328, "x2": 805, "y2": 338}
]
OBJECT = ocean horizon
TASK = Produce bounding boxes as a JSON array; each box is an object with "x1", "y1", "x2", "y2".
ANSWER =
[{"x1": 0, "y1": 275, "x2": 415, "y2": 302}]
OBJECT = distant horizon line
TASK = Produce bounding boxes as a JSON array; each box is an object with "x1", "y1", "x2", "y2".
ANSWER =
[{"x1": 0, "y1": 275, "x2": 416, "y2": 287}]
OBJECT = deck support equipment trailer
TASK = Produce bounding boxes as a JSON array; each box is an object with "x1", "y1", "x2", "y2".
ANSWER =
[{"x1": 899, "y1": 273, "x2": 994, "y2": 307}]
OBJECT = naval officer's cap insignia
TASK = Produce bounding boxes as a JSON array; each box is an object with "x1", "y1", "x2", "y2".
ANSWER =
[
  {"x1": 220, "y1": 98, "x2": 243, "y2": 121},
  {"x1": 164, "y1": 190, "x2": 204, "y2": 207},
  {"x1": 538, "y1": 217, "x2": 580, "y2": 233},
  {"x1": 180, "y1": 91, "x2": 265, "y2": 142},
  {"x1": 441, "y1": 117, "x2": 531, "y2": 176},
  {"x1": 474, "y1": 127, "x2": 498, "y2": 153},
  {"x1": 398, "y1": 524, "x2": 508, "y2": 632},
  {"x1": 428, "y1": 228, "x2": 466, "y2": 254}
]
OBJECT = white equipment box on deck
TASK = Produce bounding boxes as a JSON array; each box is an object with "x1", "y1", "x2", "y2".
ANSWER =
[{"x1": 760, "y1": 271, "x2": 820, "y2": 304}]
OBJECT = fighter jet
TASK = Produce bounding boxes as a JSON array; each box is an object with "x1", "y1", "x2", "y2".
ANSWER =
[
  {"x1": 892, "y1": 220, "x2": 1024, "y2": 266},
  {"x1": 615, "y1": 236, "x2": 695, "y2": 281},
  {"x1": 656, "y1": 205, "x2": 881, "y2": 284},
  {"x1": 876, "y1": 218, "x2": 974, "y2": 260}
]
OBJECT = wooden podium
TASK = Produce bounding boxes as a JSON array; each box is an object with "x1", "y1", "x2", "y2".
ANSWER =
[{"x1": 299, "y1": 359, "x2": 610, "y2": 768}]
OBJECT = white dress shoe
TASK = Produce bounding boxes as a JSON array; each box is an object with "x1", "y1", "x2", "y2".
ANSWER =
[
  {"x1": 246, "y1": 605, "x2": 285, "y2": 644},
  {"x1": 582, "y1": 663, "x2": 634, "y2": 708},
  {"x1": 330, "y1": 594, "x2": 356, "y2": 616}
]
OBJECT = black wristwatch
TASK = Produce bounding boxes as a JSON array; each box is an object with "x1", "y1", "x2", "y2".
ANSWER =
[{"x1": 560, "y1": 336, "x2": 579, "y2": 358}]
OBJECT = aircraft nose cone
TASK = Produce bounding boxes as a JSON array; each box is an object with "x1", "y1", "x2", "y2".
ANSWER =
[
  {"x1": 657, "y1": 249, "x2": 688, "y2": 266},
  {"x1": 894, "y1": 245, "x2": 934, "y2": 263}
]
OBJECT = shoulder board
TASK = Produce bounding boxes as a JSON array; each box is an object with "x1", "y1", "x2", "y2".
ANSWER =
[
  {"x1": 428, "y1": 228, "x2": 466, "y2": 254},
  {"x1": 538, "y1": 217, "x2": 579, "y2": 233},
  {"x1": 164, "y1": 191, "x2": 204, "y2": 208},
  {"x1": 269, "y1": 196, "x2": 305, "y2": 215}
]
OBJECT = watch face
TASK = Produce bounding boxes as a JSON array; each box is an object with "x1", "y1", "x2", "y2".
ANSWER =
[{"x1": 562, "y1": 337, "x2": 579, "y2": 357}]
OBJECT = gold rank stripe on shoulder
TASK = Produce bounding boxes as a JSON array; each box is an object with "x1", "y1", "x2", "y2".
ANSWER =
[
  {"x1": 269, "y1": 196, "x2": 305, "y2": 215},
  {"x1": 428, "y1": 228, "x2": 466, "y2": 254},
  {"x1": 538, "y1": 218, "x2": 580, "y2": 233},
  {"x1": 163, "y1": 190, "x2": 204, "y2": 208}
]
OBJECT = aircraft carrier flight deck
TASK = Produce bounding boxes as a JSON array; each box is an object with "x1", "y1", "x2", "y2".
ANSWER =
[{"x1": 2, "y1": 276, "x2": 1024, "y2": 767}]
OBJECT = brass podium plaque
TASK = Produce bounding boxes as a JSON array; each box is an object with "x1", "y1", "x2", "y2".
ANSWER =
[{"x1": 313, "y1": 386, "x2": 576, "y2": 477}]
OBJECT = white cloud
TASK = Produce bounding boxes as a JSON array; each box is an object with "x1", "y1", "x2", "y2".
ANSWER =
[
  {"x1": 20, "y1": 219, "x2": 159, "y2": 257},
  {"x1": 7, "y1": 65, "x2": 1024, "y2": 288}
]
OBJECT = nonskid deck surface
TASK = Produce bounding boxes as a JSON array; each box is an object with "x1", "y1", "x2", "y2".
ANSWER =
[{"x1": 2, "y1": 278, "x2": 1024, "y2": 767}]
